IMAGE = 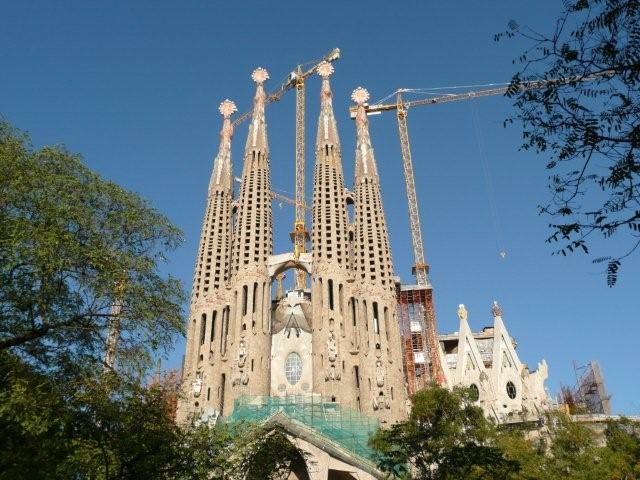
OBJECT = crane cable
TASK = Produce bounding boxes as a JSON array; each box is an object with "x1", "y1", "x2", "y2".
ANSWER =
[{"x1": 469, "y1": 102, "x2": 508, "y2": 260}]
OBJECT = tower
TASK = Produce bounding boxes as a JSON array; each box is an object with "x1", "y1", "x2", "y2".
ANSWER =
[
  {"x1": 350, "y1": 87, "x2": 408, "y2": 424},
  {"x1": 226, "y1": 67, "x2": 274, "y2": 411},
  {"x1": 179, "y1": 99, "x2": 237, "y2": 422},
  {"x1": 310, "y1": 62, "x2": 353, "y2": 406}
]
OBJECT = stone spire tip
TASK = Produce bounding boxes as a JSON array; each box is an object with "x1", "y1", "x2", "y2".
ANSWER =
[
  {"x1": 457, "y1": 304, "x2": 468, "y2": 321},
  {"x1": 218, "y1": 99, "x2": 237, "y2": 119},
  {"x1": 351, "y1": 87, "x2": 370, "y2": 105},
  {"x1": 251, "y1": 67, "x2": 269, "y2": 84},
  {"x1": 492, "y1": 301, "x2": 502, "y2": 318},
  {"x1": 317, "y1": 61, "x2": 334, "y2": 78}
]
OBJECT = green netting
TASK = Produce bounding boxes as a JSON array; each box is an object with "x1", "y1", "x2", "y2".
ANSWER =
[{"x1": 227, "y1": 394, "x2": 379, "y2": 460}]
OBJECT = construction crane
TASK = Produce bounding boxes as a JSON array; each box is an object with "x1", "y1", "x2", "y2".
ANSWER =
[
  {"x1": 350, "y1": 71, "x2": 614, "y2": 386},
  {"x1": 349, "y1": 70, "x2": 615, "y2": 286},
  {"x1": 232, "y1": 48, "x2": 341, "y2": 289}
]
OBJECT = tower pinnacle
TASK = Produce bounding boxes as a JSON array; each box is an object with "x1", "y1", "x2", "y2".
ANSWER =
[
  {"x1": 352, "y1": 87, "x2": 378, "y2": 180},
  {"x1": 210, "y1": 99, "x2": 237, "y2": 193},
  {"x1": 246, "y1": 68, "x2": 270, "y2": 152}
]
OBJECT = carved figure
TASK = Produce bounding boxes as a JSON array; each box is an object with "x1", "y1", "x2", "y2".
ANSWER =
[
  {"x1": 237, "y1": 339, "x2": 247, "y2": 368},
  {"x1": 375, "y1": 359, "x2": 385, "y2": 387},
  {"x1": 192, "y1": 377, "x2": 203, "y2": 397},
  {"x1": 325, "y1": 364, "x2": 341, "y2": 381},
  {"x1": 327, "y1": 331, "x2": 338, "y2": 363}
]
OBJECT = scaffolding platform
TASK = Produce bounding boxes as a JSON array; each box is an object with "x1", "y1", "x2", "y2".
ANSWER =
[{"x1": 227, "y1": 394, "x2": 379, "y2": 460}]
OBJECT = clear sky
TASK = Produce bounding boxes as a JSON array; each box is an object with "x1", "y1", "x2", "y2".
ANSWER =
[{"x1": 2, "y1": 0, "x2": 638, "y2": 414}]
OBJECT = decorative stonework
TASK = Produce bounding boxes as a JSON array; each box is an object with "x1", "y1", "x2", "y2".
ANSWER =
[{"x1": 251, "y1": 67, "x2": 269, "y2": 84}]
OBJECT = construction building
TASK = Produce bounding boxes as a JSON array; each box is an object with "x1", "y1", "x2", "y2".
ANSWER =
[{"x1": 176, "y1": 53, "x2": 552, "y2": 478}]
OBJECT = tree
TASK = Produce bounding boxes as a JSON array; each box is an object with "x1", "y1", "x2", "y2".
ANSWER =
[
  {"x1": 369, "y1": 385, "x2": 520, "y2": 479},
  {"x1": 0, "y1": 121, "x2": 185, "y2": 372},
  {"x1": 498, "y1": 0, "x2": 640, "y2": 285}
]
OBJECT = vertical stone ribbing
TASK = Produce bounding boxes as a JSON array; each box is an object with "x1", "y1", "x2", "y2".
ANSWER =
[
  {"x1": 350, "y1": 87, "x2": 408, "y2": 425},
  {"x1": 310, "y1": 63, "x2": 354, "y2": 408},
  {"x1": 179, "y1": 99, "x2": 237, "y2": 423}
]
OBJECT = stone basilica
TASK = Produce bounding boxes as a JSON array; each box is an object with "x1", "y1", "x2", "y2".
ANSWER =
[{"x1": 177, "y1": 62, "x2": 550, "y2": 479}]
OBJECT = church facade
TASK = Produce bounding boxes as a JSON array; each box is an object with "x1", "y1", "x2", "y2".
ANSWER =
[
  {"x1": 177, "y1": 63, "x2": 408, "y2": 428},
  {"x1": 176, "y1": 62, "x2": 551, "y2": 478}
]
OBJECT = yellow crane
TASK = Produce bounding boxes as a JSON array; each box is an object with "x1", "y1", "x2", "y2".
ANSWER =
[{"x1": 233, "y1": 48, "x2": 341, "y2": 289}]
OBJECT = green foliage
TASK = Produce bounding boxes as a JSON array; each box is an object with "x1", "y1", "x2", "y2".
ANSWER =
[
  {"x1": 369, "y1": 385, "x2": 519, "y2": 479},
  {"x1": 0, "y1": 121, "x2": 307, "y2": 479},
  {"x1": 497, "y1": 0, "x2": 640, "y2": 285},
  {"x1": 0, "y1": 120, "x2": 185, "y2": 372},
  {"x1": 371, "y1": 386, "x2": 640, "y2": 480}
]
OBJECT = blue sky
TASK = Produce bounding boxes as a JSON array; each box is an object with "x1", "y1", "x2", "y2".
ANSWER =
[{"x1": 2, "y1": 1, "x2": 638, "y2": 414}]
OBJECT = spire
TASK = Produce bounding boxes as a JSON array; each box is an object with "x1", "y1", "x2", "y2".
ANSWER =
[
  {"x1": 315, "y1": 61, "x2": 341, "y2": 151},
  {"x1": 245, "y1": 67, "x2": 269, "y2": 154},
  {"x1": 210, "y1": 99, "x2": 237, "y2": 193},
  {"x1": 352, "y1": 87, "x2": 379, "y2": 180}
]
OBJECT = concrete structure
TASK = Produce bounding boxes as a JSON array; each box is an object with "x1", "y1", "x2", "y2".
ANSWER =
[
  {"x1": 178, "y1": 65, "x2": 408, "y2": 428},
  {"x1": 438, "y1": 302, "x2": 550, "y2": 422}
]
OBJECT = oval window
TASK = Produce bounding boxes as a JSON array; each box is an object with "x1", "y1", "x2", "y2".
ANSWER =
[
  {"x1": 506, "y1": 381, "x2": 517, "y2": 399},
  {"x1": 284, "y1": 352, "x2": 302, "y2": 385}
]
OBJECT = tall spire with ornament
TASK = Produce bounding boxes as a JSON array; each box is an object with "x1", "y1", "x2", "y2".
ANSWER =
[
  {"x1": 179, "y1": 99, "x2": 238, "y2": 422},
  {"x1": 310, "y1": 62, "x2": 353, "y2": 407},
  {"x1": 350, "y1": 87, "x2": 408, "y2": 425}
]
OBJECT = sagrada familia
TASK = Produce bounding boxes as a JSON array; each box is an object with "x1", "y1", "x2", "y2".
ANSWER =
[{"x1": 177, "y1": 62, "x2": 550, "y2": 479}]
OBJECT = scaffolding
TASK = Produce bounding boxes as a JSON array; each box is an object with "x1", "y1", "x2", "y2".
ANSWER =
[
  {"x1": 573, "y1": 361, "x2": 612, "y2": 415},
  {"x1": 227, "y1": 395, "x2": 379, "y2": 460},
  {"x1": 397, "y1": 284, "x2": 446, "y2": 395}
]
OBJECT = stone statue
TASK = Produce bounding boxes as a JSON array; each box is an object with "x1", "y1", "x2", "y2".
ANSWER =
[
  {"x1": 192, "y1": 377, "x2": 203, "y2": 397},
  {"x1": 325, "y1": 364, "x2": 341, "y2": 381},
  {"x1": 375, "y1": 359, "x2": 385, "y2": 388},
  {"x1": 327, "y1": 331, "x2": 338, "y2": 363},
  {"x1": 237, "y1": 339, "x2": 247, "y2": 368}
]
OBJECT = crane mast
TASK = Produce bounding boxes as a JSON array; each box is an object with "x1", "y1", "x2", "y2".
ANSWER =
[
  {"x1": 396, "y1": 92, "x2": 429, "y2": 287},
  {"x1": 291, "y1": 70, "x2": 309, "y2": 289}
]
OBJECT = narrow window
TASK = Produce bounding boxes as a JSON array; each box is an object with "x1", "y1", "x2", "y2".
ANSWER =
[
  {"x1": 383, "y1": 307, "x2": 389, "y2": 340},
  {"x1": 373, "y1": 302, "x2": 380, "y2": 334},
  {"x1": 242, "y1": 285, "x2": 248, "y2": 316},
  {"x1": 338, "y1": 284, "x2": 344, "y2": 314},
  {"x1": 351, "y1": 298, "x2": 357, "y2": 326},
  {"x1": 354, "y1": 366, "x2": 360, "y2": 389},
  {"x1": 210, "y1": 310, "x2": 217, "y2": 342},
  {"x1": 200, "y1": 313, "x2": 207, "y2": 345},
  {"x1": 252, "y1": 282, "x2": 257, "y2": 313},
  {"x1": 328, "y1": 279, "x2": 334, "y2": 310}
]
